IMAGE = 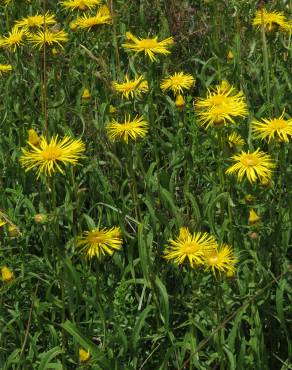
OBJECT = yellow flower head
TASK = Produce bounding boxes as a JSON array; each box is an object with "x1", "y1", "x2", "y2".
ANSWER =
[
  {"x1": 14, "y1": 12, "x2": 56, "y2": 32},
  {"x1": 20, "y1": 135, "x2": 85, "y2": 177},
  {"x1": 1, "y1": 266, "x2": 14, "y2": 283},
  {"x1": 82, "y1": 88, "x2": 90, "y2": 99},
  {"x1": 204, "y1": 244, "x2": 236, "y2": 277},
  {"x1": 0, "y1": 27, "x2": 26, "y2": 51},
  {"x1": 107, "y1": 115, "x2": 148, "y2": 143},
  {"x1": 77, "y1": 226, "x2": 122, "y2": 259},
  {"x1": 225, "y1": 148, "x2": 275, "y2": 183},
  {"x1": 248, "y1": 209, "x2": 261, "y2": 225},
  {"x1": 175, "y1": 94, "x2": 186, "y2": 108},
  {"x1": 112, "y1": 75, "x2": 148, "y2": 100},
  {"x1": 160, "y1": 72, "x2": 195, "y2": 96},
  {"x1": 60, "y1": 0, "x2": 101, "y2": 11},
  {"x1": 194, "y1": 81, "x2": 248, "y2": 128},
  {"x1": 73, "y1": 5, "x2": 112, "y2": 30},
  {"x1": 122, "y1": 31, "x2": 174, "y2": 62},
  {"x1": 79, "y1": 348, "x2": 91, "y2": 363},
  {"x1": 28, "y1": 129, "x2": 40, "y2": 147},
  {"x1": 228, "y1": 132, "x2": 245, "y2": 149},
  {"x1": 28, "y1": 29, "x2": 68, "y2": 49},
  {"x1": 252, "y1": 111, "x2": 292, "y2": 143},
  {"x1": 252, "y1": 9, "x2": 291, "y2": 32},
  {"x1": 164, "y1": 227, "x2": 218, "y2": 268},
  {"x1": 0, "y1": 64, "x2": 12, "y2": 76}
]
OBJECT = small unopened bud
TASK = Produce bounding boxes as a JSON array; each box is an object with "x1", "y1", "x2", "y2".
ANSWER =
[
  {"x1": 8, "y1": 225, "x2": 20, "y2": 237},
  {"x1": 109, "y1": 105, "x2": 117, "y2": 114},
  {"x1": 28, "y1": 129, "x2": 40, "y2": 147},
  {"x1": 244, "y1": 194, "x2": 253, "y2": 204},
  {"x1": 260, "y1": 177, "x2": 270, "y2": 186},
  {"x1": 0, "y1": 218, "x2": 6, "y2": 227},
  {"x1": 227, "y1": 50, "x2": 234, "y2": 61},
  {"x1": 175, "y1": 94, "x2": 185, "y2": 109},
  {"x1": 1, "y1": 266, "x2": 14, "y2": 283},
  {"x1": 34, "y1": 214, "x2": 48, "y2": 224},
  {"x1": 248, "y1": 209, "x2": 261, "y2": 225},
  {"x1": 82, "y1": 88, "x2": 90, "y2": 99},
  {"x1": 249, "y1": 232, "x2": 258, "y2": 240}
]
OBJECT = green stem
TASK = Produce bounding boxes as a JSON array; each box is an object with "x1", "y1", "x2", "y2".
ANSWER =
[{"x1": 260, "y1": 9, "x2": 271, "y2": 109}]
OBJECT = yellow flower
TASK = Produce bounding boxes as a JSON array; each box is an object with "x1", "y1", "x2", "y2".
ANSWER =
[
  {"x1": 60, "y1": 0, "x2": 101, "y2": 11},
  {"x1": 0, "y1": 64, "x2": 12, "y2": 76},
  {"x1": 1, "y1": 266, "x2": 14, "y2": 283},
  {"x1": 251, "y1": 112, "x2": 292, "y2": 143},
  {"x1": 14, "y1": 12, "x2": 56, "y2": 32},
  {"x1": 73, "y1": 5, "x2": 112, "y2": 30},
  {"x1": 0, "y1": 27, "x2": 26, "y2": 51},
  {"x1": 248, "y1": 209, "x2": 261, "y2": 225},
  {"x1": 122, "y1": 31, "x2": 174, "y2": 62},
  {"x1": 204, "y1": 244, "x2": 236, "y2": 277},
  {"x1": 28, "y1": 129, "x2": 40, "y2": 147},
  {"x1": 175, "y1": 94, "x2": 186, "y2": 108},
  {"x1": 160, "y1": 72, "x2": 195, "y2": 96},
  {"x1": 20, "y1": 135, "x2": 85, "y2": 177},
  {"x1": 79, "y1": 348, "x2": 91, "y2": 363},
  {"x1": 77, "y1": 226, "x2": 122, "y2": 259},
  {"x1": 112, "y1": 75, "x2": 148, "y2": 100},
  {"x1": 194, "y1": 81, "x2": 248, "y2": 128},
  {"x1": 252, "y1": 9, "x2": 291, "y2": 32},
  {"x1": 228, "y1": 132, "x2": 245, "y2": 149},
  {"x1": 28, "y1": 29, "x2": 68, "y2": 49},
  {"x1": 225, "y1": 149, "x2": 275, "y2": 183},
  {"x1": 82, "y1": 88, "x2": 90, "y2": 99},
  {"x1": 164, "y1": 227, "x2": 218, "y2": 268},
  {"x1": 107, "y1": 115, "x2": 148, "y2": 143}
]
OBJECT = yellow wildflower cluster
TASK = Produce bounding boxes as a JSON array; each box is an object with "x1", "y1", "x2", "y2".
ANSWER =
[{"x1": 164, "y1": 227, "x2": 237, "y2": 277}]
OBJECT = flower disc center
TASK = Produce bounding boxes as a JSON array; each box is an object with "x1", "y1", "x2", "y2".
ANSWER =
[
  {"x1": 241, "y1": 154, "x2": 258, "y2": 166},
  {"x1": 139, "y1": 39, "x2": 158, "y2": 49},
  {"x1": 270, "y1": 119, "x2": 287, "y2": 130},
  {"x1": 183, "y1": 241, "x2": 199, "y2": 254}
]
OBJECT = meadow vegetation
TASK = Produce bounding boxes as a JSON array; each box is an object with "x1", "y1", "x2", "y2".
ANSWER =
[{"x1": 0, "y1": 0, "x2": 291, "y2": 369}]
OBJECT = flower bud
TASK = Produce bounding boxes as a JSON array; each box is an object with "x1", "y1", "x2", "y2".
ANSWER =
[
  {"x1": 8, "y1": 225, "x2": 20, "y2": 237},
  {"x1": 248, "y1": 209, "x2": 261, "y2": 225},
  {"x1": 28, "y1": 129, "x2": 40, "y2": 147},
  {"x1": 82, "y1": 88, "x2": 90, "y2": 99},
  {"x1": 175, "y1": 94, "x2": 186, "y2": 109},
  {"x1": 1, "y1": 266, "x2": 14, "y2": 283},
  {"x1": 79, "y1": 348, "x2": 90, "y2": 363}
]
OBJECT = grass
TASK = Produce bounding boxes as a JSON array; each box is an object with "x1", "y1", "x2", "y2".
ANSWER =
[{"x1": 0, "y1": 0, "x2": 291, "y2": 369}]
